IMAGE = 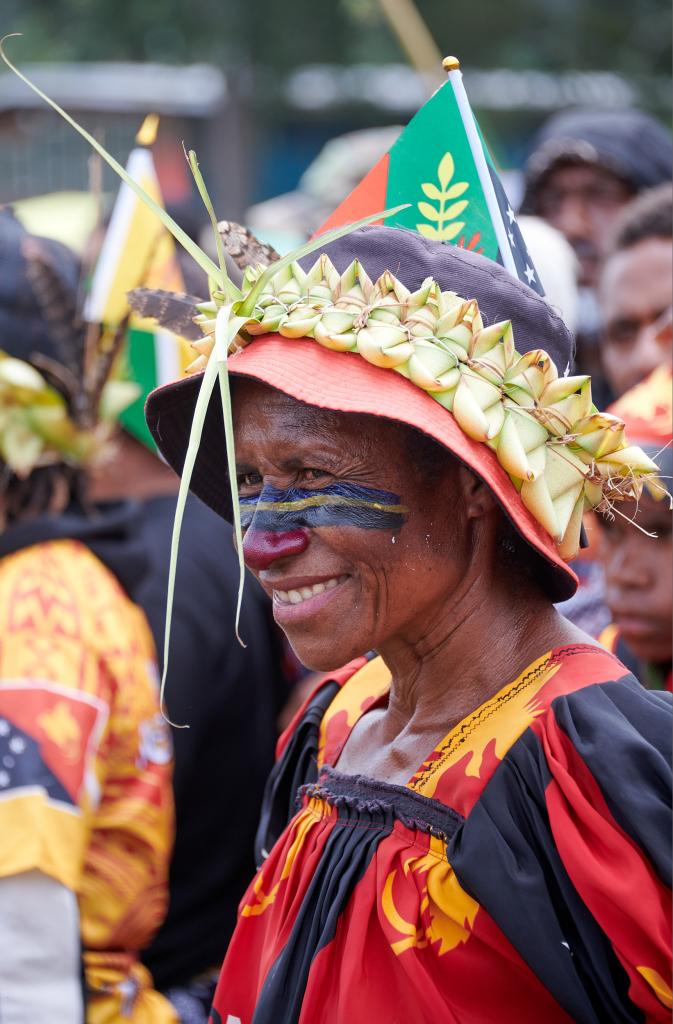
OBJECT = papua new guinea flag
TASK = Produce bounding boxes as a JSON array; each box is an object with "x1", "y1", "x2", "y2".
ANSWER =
[{"x1": 316, "y1": 65, "x2": 544, "y2": 296}]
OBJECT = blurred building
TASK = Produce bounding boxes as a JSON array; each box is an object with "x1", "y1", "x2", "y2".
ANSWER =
[
  {"x1": 1, "y1": 58, "x2": 669, "y2": 229},
  {"x1": 0, "y1": 61, "x2": 247, "y2": 220}
]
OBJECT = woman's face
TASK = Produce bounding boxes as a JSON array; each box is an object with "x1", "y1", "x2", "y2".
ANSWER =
[{"x1": 232, "y1": 380, "x2": 473, "y2": 671}]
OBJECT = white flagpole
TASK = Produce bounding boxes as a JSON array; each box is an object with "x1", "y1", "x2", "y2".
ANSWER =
[
  {"x1": 85, "y1": 147, "x2": 155, "y2": 323},
  {"x1": 444, "y1": 57, "x2": 518, "y2": 278}
]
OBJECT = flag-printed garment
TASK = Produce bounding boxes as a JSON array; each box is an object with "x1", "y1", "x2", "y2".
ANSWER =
[
  {"x1": 212, "y1": 646, "x2": 671, "y2": 1024},
  {"x1": 0, "y1": 539, "x2": 176, "y2": 1023},
  {"x1": 317, "y1": 70, "x2": 544, "y2": 295}
]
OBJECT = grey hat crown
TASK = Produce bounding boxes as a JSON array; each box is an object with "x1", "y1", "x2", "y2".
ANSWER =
[{"x1": 305, "y1": 225, "x2": 575, "y2": 374}]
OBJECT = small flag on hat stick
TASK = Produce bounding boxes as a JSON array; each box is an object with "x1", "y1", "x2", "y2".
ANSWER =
[
  {"x1": 316, "y1": 56, "x2": 543, "y2": 295},
  {"x1": 85, "y1": 114, "x2": 194, "y2": 447}
]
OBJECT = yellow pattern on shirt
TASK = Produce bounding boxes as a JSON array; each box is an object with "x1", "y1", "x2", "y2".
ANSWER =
[{"x1": 0, "y1": 539, "x2": 176, "y2": 1023}]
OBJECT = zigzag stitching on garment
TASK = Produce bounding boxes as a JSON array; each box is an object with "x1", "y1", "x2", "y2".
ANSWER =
[
  {"x1": 408, "y1": 646, "x2": 605, "y2": 791},
  {"x1": 408, "y1": 656, "x2": 552, "y2": 789}
]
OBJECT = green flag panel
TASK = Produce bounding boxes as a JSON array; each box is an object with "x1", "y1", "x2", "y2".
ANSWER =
[
  {"x1": 119, "y1": 327, "x2": 157, "y2": 450},
  {"x1": 383, "y1": 82, "x2": 499, "y2": 260}
]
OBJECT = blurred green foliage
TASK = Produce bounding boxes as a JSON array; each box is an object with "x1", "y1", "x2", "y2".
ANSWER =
[{"x1": 3, "y1": 0, "x2": 671, "y2": 77}]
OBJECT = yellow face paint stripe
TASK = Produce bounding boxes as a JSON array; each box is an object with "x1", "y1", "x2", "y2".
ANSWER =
[{"x1": 251, "y1": 494, "x2": 409, "y2": 514}]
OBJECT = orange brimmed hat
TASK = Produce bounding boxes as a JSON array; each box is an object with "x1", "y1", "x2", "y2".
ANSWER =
[{"x1": 145, "y1": 226, "x2": 659, "y2": 602}]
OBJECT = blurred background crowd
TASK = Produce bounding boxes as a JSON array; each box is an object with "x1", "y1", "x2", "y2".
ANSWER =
[{"x1": 0, "y1": 0, "x2": 670, "y2": 1021}]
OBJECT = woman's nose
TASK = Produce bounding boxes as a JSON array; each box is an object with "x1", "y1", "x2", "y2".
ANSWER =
[
  {"x1": 243, "y1": 527, "x2": 310, "y2": 572},
  {"x1": 605, "y1": 540, "x2": 650, "y2": 591},
  {"x1": 554, "y1": 194, "x2": 590, "y2": 240}
]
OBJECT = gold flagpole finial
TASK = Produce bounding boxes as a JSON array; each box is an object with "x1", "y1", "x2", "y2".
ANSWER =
[
  {"x1": 442, "y1": 55, "x2": 461, "y2": 72},
  {"x1": 136, "y1": 113, "x2": 160, "y2": 147}
]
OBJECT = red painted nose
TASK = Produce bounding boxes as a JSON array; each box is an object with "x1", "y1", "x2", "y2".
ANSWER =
[{"x1": 243, "y1": 528, "x2": 310, "y2": 572}]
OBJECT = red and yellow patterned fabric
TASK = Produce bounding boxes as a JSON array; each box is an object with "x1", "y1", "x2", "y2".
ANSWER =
[
  {"x1": 212, "y1": 645, "x2": 672, "y2": 1024},
  {"x1": 0, "y1": 539, "x2": 176, "y2": 1023},
  {"x1": 608, "y1": 364, "x2": 672, "y2": 445}
]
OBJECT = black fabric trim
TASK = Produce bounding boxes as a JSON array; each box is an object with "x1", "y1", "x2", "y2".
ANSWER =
[
  {"x1": 449, "y1": 710, "x2": 645, "y2": 1024},
  {"x1": 252, "y1": 794, "x2": 394, "y2": 1024},
  {"x1": 304, "y1": 766, "x2": 464, "y2": 842},
  {"x1": 254, "y1": 679, "x2": 340, "y2": 866}
]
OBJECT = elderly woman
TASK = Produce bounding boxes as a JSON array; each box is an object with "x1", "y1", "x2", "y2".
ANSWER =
[{"x1": 146, "y1": 227, "x2": 671, "y2": 1024}]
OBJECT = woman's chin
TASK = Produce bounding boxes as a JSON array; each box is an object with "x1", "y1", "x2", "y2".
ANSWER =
[
  {"x1": 285, "y1": 634, "x2": 370, "y2": 674},
  {"x1": 622, "y1": 634, "x2": 672, "y2": 667}
]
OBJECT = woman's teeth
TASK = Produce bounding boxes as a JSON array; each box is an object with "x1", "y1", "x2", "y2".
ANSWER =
[{"x1": 274, "y1": 575, "x2": 347, "y2": 605}]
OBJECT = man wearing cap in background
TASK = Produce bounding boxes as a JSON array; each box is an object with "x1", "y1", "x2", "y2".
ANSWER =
[{"x1": 521, "y1": 108, "x2": 672, "y2": 406}]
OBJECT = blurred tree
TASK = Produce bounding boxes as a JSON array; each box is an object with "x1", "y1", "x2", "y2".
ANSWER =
[{"x1": 2, "y1": 0, "x2": 671, "y2": 78}]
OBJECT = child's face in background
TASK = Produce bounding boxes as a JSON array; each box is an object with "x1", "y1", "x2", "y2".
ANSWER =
[{"x1": 599, "y1": 491, "x2": 672, "y2": 665}]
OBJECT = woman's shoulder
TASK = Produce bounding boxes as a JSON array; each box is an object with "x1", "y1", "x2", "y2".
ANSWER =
[
  {"x1": 530, "y1": 652, "x2": 671, "y2": 796},
  {"x1": 255, "y1": 656, "x2": 387, "y2": 862},
  {"x1": 450, "y1": 670, "x2": 671, "y2": 1021},
  {"x1": 463, "y1": 661, "x2": 672, "y2": 891},
  {"x1": 406, "y1": 643, "x2": 637, "y2": 815},
  {"x1": 537, "y1": 671, "x2": 671, "y2": 864},
  {"x1": 276, "y1": 655, "x2": 384, "y2": 759}
]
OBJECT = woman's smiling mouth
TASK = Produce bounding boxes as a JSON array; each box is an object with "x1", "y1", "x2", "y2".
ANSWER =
[
  {"x1": 274, "y1": 574, "x2": 349, "y2": 605},
  {"x1": 270, "y1": 574, "x2": 350, "y2": 621}
]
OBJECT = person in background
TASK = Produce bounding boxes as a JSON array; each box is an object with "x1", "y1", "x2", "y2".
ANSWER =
[
  {"x1": 0, "y1": 208, "x2": 176, "y2": 1021},
  {"x1": 89, "y1": 428, "x2": 288, "y2": 1024},
  {"x1": 599, "y1": 366, "x2": 672, "y2": 691},
  {"x1": 558, "y1": 185, "x2": 673, "y2": 639},
  {"x1": 521, "y1": 108, "x2": 672, "y2": 405},
  {"x1": 598, "y1": 183, "x2": 672, "y2": 398}
]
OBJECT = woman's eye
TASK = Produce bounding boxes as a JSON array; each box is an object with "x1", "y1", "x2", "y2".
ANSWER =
[
  {"x1": 302, "y1": 468, "x2": 329, "y2": 482},
  {"x1": 238, "y1": 471, "x2": 262, "y2": 488}
]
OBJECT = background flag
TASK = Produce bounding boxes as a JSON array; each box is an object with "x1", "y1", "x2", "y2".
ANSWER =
[
  {"x1": 316, "y1": 58, "x2": 544, "y2": 296},
  {"x1": 85, "y1": 115, "x2": 193, "y2": 448}
]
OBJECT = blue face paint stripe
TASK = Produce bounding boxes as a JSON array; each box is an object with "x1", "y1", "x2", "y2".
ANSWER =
[{"x1": 239, "y1": 482, "x2": 408, "y2": 532}]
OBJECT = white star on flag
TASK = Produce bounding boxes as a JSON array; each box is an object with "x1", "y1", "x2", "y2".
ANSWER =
[
  {"x1": 508, "y1": 229, "x2": 516, "y2": 247},
  {"x1": 524, "y1": 264, "x2": 536, "y2": 285},
  {"x1": 0, "y1": 718, "x2": 30, "y2": 789},
  {"x1": 506, "y1": 205, "x2": 515, "y2": 224}
]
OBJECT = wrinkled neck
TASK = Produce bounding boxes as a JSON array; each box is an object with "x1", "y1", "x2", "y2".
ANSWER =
[{"x1": 377, "y1": 563, "x2": 565, "y2": 737}]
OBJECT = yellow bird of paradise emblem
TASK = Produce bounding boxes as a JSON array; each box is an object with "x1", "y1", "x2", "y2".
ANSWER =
[{"x1": 381, "y1": 836, "x2": 479, "y2": 956}]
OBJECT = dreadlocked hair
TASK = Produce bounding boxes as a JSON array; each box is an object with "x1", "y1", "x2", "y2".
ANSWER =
[
  {"x1": 0, "y1": 218, "x2": 129, "y2": 531},
  {"x1": 0, "y1": 345, "x2": 89, "y2": 530},
  {"x1": 0, "y1": 462, "x2": 86, "y2": 531}
]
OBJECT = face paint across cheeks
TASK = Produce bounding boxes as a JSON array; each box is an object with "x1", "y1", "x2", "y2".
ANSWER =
[{"x1": 239, "y1": 481, "x2": 409, "y2": 532}]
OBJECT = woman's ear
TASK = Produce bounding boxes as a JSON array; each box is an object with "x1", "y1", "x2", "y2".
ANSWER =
[{"x1": 458, "y1": 466, "x2": 498, "y2": 520}]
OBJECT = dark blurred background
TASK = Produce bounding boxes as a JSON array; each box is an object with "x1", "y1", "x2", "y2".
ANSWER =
[{"x1": 1, "y1": 0, "x2": 671, "y2": 224}]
